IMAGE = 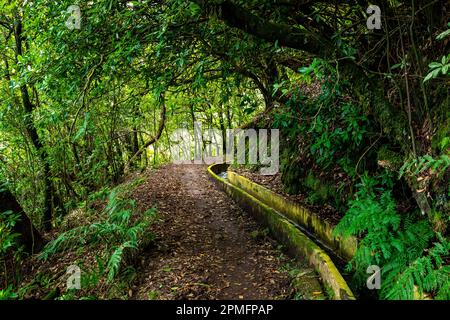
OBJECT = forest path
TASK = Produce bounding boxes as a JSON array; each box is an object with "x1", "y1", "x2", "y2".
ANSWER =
[{"x1": 131, "y1": 164, "x2": 323, "y2": 300}]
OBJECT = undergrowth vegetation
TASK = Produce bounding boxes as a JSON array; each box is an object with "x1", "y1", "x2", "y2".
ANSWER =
[
  {"x1": 0, "y1": 210, "x2": 22, "y2": 300},
  {"x1": 333, "y1": 174, "x2": 449, "y2": 299},
  {"x1": 22, "y1": 178, "x2": 157, "y2": 300}
]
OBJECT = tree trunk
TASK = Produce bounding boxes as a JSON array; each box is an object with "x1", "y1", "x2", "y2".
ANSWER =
[
  {"x1": 14, "y1": 18, "x2": 53, "y2": 231},
  {"x1": 0, "y1": 185, "x2": 45, "y2": 254}
]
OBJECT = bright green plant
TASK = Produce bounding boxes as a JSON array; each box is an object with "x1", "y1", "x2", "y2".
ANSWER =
[
  {"x1": 0, "y1": 285, "x2": 18, "y2": 300},
  {"x1": 0, "y1": 210, "x2": 22, "y2": 293},
  {"x1": 399, "y1": 154, "x2": 450, "y2": 179},
  {"x1": 424, "y1": 55, "x2": 450, "y2": 82},
  {"x1": 39, "y1": 184, "x2": 157, "y2": 283},
  {"x1": 334, "y1": 173, "x2": 450, "y2": 299},
  {"x1": 383, "y1": 234, "x2": 450, "y2": 300},
  {"x1": 424, "y1": 23, "x2": 450, "y2": 82},
  {"x1": 0, "y1": 210, "x2": 21, "y2": 258}
]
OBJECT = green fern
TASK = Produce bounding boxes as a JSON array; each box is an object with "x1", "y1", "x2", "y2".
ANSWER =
[
  {"x1": 39, "y1": 184, "x2": 157, "y2": 284},
  {"x1": 399, "y1": 154, "x2": 450, "y2": 178},
  {"x1": 334, "y1": 173, "x2": 449, "y2": 299},
  {"x1": 107, "y1": 241, "x2": 138, "y2": 282},
  {"x1": 0, "y1": 210, "x2": 22, "y2": 256},
  {"x1": 384, "y1": 236, "x2": 450, "y2": 299},
  {"x1": 0, "y1": 285, "x2": 18, "y2": 300},
  {"x1": 107, "y1": 246, "x2": 124, "y2": 282}
]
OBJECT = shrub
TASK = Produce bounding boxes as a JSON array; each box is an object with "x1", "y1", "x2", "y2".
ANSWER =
[
  {"x1": 334, "y1": 173, "x2": 450, "y2": 299},
  {"x1": 39, "y1": 184, "x2": 157, "y2": 282}
]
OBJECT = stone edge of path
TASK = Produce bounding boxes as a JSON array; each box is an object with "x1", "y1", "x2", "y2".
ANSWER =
[
  {"x1": 207, "y1": 163, "x2": 355, "y2": 301},
  {"x1": 226, "y1": 171, "x2": 358, "y2": 262}
]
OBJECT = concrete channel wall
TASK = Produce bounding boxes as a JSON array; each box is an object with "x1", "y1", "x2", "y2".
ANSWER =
[
  {"x1": 226, "y1": 171, "x2": 358, "y2": 261},
  {"x1": 207, "y1": 164, "x2": 355, "y2": 300}
]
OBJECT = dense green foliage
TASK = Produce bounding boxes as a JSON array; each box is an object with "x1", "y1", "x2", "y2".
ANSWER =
[
  {"x1": 40, "y1": 182, "x2": 157, "y2": 281},
  {"x1": 0, "y1": 209, "x2": 22, "y2": 299},
  {"x1": 0, "y1": 0, "x2": 449, "y2": 300},
  {"x1": 333, "y1": 173, "x2": 449, "y2": 299},
  {"x1": 36, "y1": 178, "x2": 156, "y2": 299}
]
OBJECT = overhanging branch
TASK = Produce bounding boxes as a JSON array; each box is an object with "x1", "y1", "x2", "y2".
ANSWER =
[{"x1": 191, "y1": 0, "x2": 332, "y2": 57}]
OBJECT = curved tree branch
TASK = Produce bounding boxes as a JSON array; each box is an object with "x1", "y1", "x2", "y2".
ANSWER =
[{"x1": 191, "y1": 0, "x2": 333, "y2": 57}]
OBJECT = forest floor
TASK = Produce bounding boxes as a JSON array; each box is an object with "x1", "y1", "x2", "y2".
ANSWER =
[{"x1": 130, "y1": 164, "x2": 325, "y2": 300}]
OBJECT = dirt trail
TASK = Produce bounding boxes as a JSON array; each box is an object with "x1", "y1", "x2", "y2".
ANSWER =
[{"x1": 132, "y1": 164, "x2": 324, "y2": 300}]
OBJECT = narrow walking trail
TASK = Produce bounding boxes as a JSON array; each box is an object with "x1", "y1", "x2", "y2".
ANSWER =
[{"x1": 131, "y1": 165, "x2": 324, "y2": 300}]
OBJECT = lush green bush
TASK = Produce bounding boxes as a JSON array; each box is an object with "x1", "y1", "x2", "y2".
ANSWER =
[
  {"x1": 334, "y1": 173, "x2": 450, "y2": 299},
  {"x1": 0, "y1": 285, "x2": 18, "y2": 300},
  {"x1": 0, "y1": 210, "x2": 22, "y2": 300},
  {"x1": 277, "y1": 58, "x2": 374, "y2": 206},
  {"x1": 0, "y1": 210, "x2": 21, "y2": 259}
]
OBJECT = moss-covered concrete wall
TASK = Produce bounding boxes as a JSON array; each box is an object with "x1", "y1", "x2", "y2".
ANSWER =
[
  {"x1": 226, "y1": 171, "x2": 358, "y2": 261},
  {"x1": 208, "y1": 164, "x2": 355, "y2": 300}
]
